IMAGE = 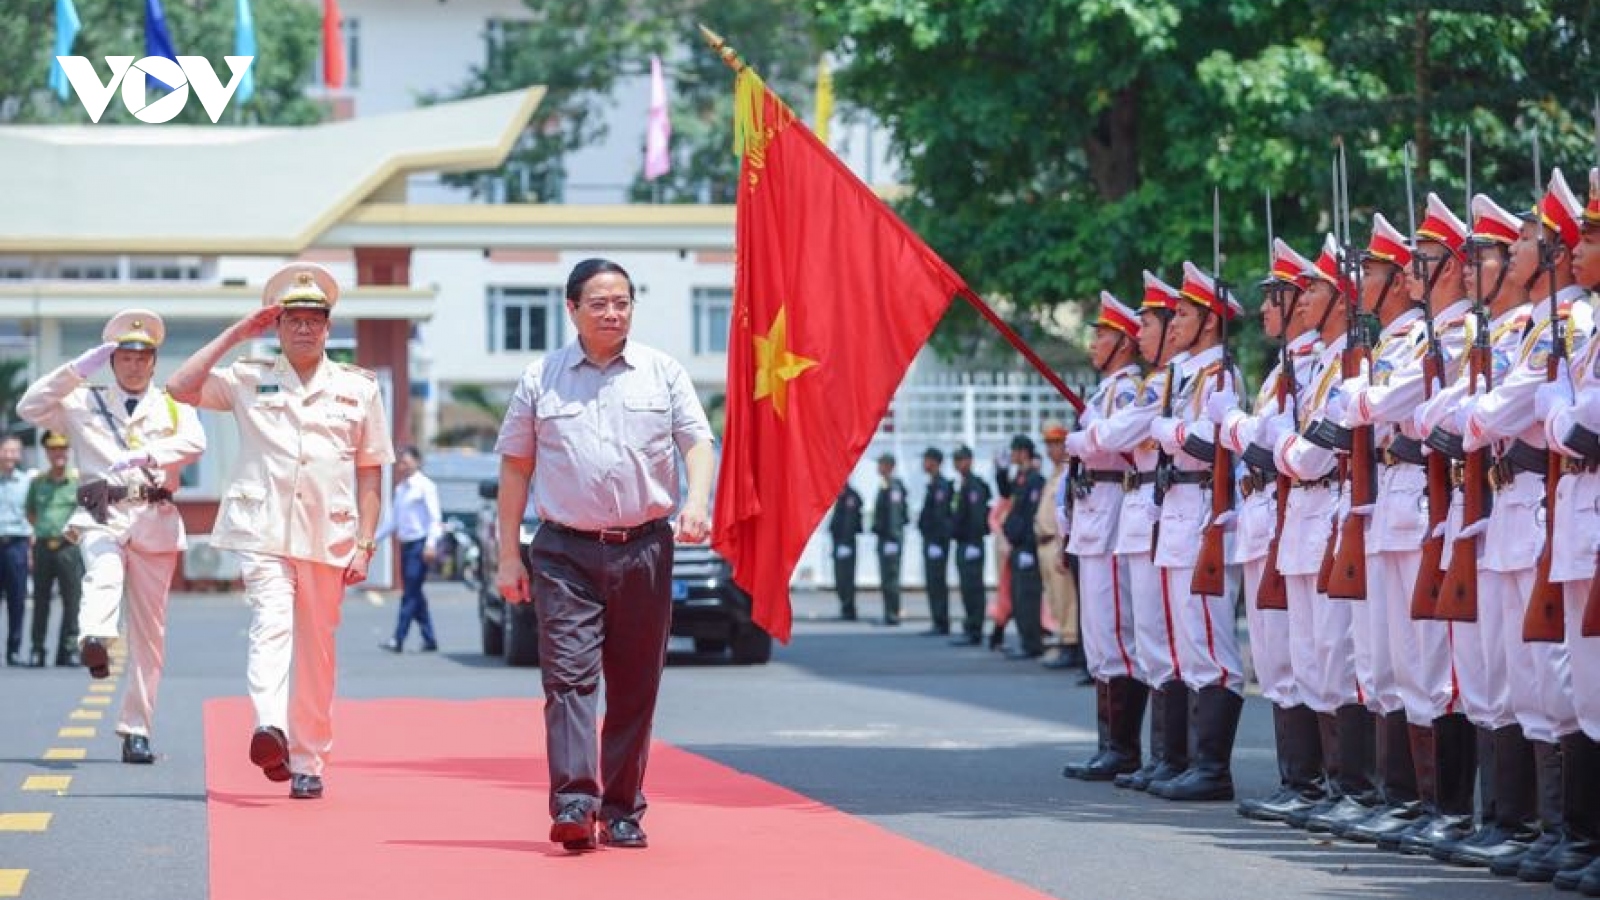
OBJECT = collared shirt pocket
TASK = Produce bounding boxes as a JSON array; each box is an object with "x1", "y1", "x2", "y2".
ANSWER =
[
  {"x1": 220, "y1": 482, "x2": 268, "y2": 535},
  {"x1": 623, "y1": 393, "x2": 673, "y2": 459}
]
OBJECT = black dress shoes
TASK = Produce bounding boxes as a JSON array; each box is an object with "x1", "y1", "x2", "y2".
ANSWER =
[
  {"x1": 920, "y1": 627, "x2": 949, "y2": 637},
  {"x1": 550, "y1": 801, "x2": 596, "y2": 850},
  {"x1": 599, "y1": 818, "x2": 648, "y2": 849},
  {"x1": 420, "y1": 642, "x2": 439, "y2": 652},
  {"x1": 6, "y1": 650, "x2": 22, "y2": 667},
  {"x1": 289, "y1": 773, "x2": 323, "y2": 799},
  {"x1": 1003, "y1": 647, "x2": 1043, "y2": 660},
  {"x1": 378, "y1": 639, "x2": 402, "y2": 653},
  {"x1": 55, "y1": 649, "x2": 80, "y2": 667},
  {"x1": 249, "y1": 726, "x2": 291, "y2": 783},
  {"x1": 948, "y1": 634, "x2": 981, "y2": 647},
  {"x1": 80, "y1": 638, "x2": 110, "y2": 679},
  {"x1": 28, "y1": 648, "x2": 46, "y2": 668},
  {"x1": 121, "y1": 734, "x2": 155, "y2": 764}
]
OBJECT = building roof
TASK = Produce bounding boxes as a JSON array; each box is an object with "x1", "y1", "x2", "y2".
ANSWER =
[{"x1": 0, "y1": 88, "x2": 545, "y2": 254}]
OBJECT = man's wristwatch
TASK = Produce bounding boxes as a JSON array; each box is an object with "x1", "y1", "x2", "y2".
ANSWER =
[{"x1": 356, "y1": 539, "x2": 378, "y2": 553}]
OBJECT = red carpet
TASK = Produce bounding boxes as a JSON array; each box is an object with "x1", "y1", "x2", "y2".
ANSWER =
[{"x1": 205, "y1": 698, "x2": 1055, "y2": 900}]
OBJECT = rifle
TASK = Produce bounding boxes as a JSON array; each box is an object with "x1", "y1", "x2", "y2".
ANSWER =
[
  {"x1": 1524, "y1": 137, "x2": 1568, "y2": 643},
  {"x1": 1257, "y1": 190, "x2": 1291, "y2": 610},
  {"x1": 1192, "y1": 187, "x2": 1233, "y2": 598},
  {"x1": 1406, "y1": 143, "x2": 1452, "y2": 620},
  {"x1": 1327, "y1": 140, "x2": 1373, "y2": 600}
]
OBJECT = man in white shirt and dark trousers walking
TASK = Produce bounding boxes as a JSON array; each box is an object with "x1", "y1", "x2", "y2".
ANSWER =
[{"x1": 378, "y1": 446, "x2": 442, "y2": 653}]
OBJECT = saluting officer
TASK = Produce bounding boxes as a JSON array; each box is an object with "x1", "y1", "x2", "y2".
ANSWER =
[
  {"x1": 918, "y1": 447, "x2": 955, "y2": 636},
  {"x1": 948, "y1": 446, "x2": 991, "y2": 645},
  {"x1": 872, "y1": 453, "x2": 909, "y2": 626},
  {"x1": 168, "y1": 263, "x2": 394, "y2": 800},
  {"x1": 18, "y1": 310, "x2": 206, "y2": 764},
  {"x1": 829, "y1": 483, "x2": 864, "y2": 621}
]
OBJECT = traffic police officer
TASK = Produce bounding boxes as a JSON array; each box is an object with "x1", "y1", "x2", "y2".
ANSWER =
[
  {"x1": 829, "y1": 483, "x2": 864, "y2": 620},
  {"x1": 949, "y1": 446, "x2": 991, "y2": 645},
  {"x1": 19, "y1": 309, "x2": 206, "y2": 763},
  {"x1": 168, "y1": 263, "x2": 393, "y2": 800},
  {"x1": 918, "y1": 447, "x2": 955, "y2": 635},
  {"x1": 872, "y1": 453, "x2": 909, "y2": 626},
  {"x1": 24, "y1": 431, "x2": 83, "y2": 668}
]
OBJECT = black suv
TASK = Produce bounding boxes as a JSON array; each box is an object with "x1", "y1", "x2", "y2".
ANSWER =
[{"x1": 475, "y1": 480, "x2": 772, "y2": 666}]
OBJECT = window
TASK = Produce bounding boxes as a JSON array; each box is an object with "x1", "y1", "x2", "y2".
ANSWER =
[
  {"x1": 130, "y1": 258, "x2": 202, "y2": 281},
  {"x1": 310, "y1": 17, "x2": 360, "y2": 88},
  {"x1": 692, "y1": 287, "x2": 733, "y2": 355},
  {"x1": 488, "y1": 286, "x2": 564, "y2": 353},
  {"x1": 0, "y1": 258, "x2": 30, "y2": 281},
  {"x1": 56, "y1": 259, "x2": 119, "y2": 280}
]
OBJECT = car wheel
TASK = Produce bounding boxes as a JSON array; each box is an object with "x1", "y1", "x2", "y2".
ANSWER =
[
  {"x1": 693, "y1": 637, "x2": 729, "y2": 655},
  {"x1": 729, "y1": 626, "x2": 772, "y2": 665},
  {"x1": 504, "y1": 602, "x2": 541, "y2": 667},
  {"x1": 480, "y1": 594, "x2": 505, "y2": 657}
]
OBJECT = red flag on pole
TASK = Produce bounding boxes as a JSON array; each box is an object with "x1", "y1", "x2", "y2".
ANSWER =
[
  {"x1": 322, "y1": 0, "x2": 345, "y2": 89},
  {"x1": 711, "y1": 60, "x2": 969, "y2": 644}
]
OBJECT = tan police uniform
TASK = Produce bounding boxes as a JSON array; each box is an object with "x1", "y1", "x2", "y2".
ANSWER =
[
  {"x1": 1036, "y1": 422, "x2": 1078, "y2": 649},
  {"x1": 195, "y1": 264, "x2": 394, "y2": 781},
  {"x1": 17, "y1": 310, "x2": 206, "y2": 741}
]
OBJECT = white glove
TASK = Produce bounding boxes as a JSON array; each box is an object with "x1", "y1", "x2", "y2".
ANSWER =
[
  {"x1": 963, "y1": 543, "x2": 982, "y2": 561},
  {"x1": 1535, "y1": 380, "x2": 1568, "y2": 423},
  {"x1": 1258, "y1": 412, "x2": 1294, "y2": 445},
  {"x1": 1064, "y1": 432, "x2": 1089, "y2": 458},
  {"x1": 1339, "y1": 374, "x2": 1367, "y2": 400},
  {"x1": 1347, "y1": 504, "x2": 1375, "y2": 518},
  {"x1": 1206, "y1": 509, "x2": 1238, "y2": 531},
  {"x1": 108, "y1": 450, "x2": 152, "y2": 473},
  {"x1": 1016, "y1": 551, "x2": 1036, "y2": 570},
  {"x1": 70, "y1": 341, "x2": 118, "y2": 378},
  {"x1": 1323, "y1": 392, "x2": 1348, "y2": 425},
  {"x1": 1452, "y1": 399, "x2": 1477, "y2": 436},
  {"x1": 1205, "y1": 387, "x2": 1239, "y2": 425},
  {"x1": 1151, "y1": 417, "x2": 1183, "y2": 453},
  {"x1": 834, "y1": 544, "x2": 853, "y2": 560},
  {"x1": 882, "y1": 541, "x2": 899, "y2": 556},
  {"x1": 1431, "y1": 521, "x2": 1449, "y2": 540},
  {"x1": 1455, "y1": 518, "x2": 1488, "y2": 541},
  {"x1": 1575, "y1": 390, "x2": 1600, "y2": 430},
  {"x1": 927, "y1": 543, "x2": 945, "y2": 560}
]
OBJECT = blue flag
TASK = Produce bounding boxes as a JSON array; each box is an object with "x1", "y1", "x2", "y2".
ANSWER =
[
  {"x1": 235, "y1": 0, "x2": 256, "y2": 103},
  {"x1": 145, "y1": 0, "x2": 181, "y2": 91},
  {"x1": 50, "y1": 0, "x2": 80, "y2": 100}
]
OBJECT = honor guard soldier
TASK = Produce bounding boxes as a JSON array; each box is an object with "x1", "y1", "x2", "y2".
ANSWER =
[
  {"x1": 1059, "y1": 291, "x2": 1146, "y2": 780},
  {"x1": 1328, "y1": 213, "x2": 1433, "y2": 844},
  {"x1": 1210, "y1": 239, "x2": 1326, "y2": 821},
  {"x1": 19, "y1": 310, "x2": 206, "y2": 763},
  {"x1": 829, "y1": 483, "x2": 864, "y2": 621},
  {"x1": 1000, "y1": 435, "x2": 1047, "y2": 658},
  {"x1": 1079, "y1": 272, "x2": 1189, "y2": 792},
  {"x1": 1542, "y1": 166, "x2": 1600, "y2": 896},
  {"x1": 24, "y1": 431, "x2": 84, "y2": 668},
  {"x1": 918, "y1": 447, "x2": 955, "y2": 635},
  {"x1": 168, "y1": 263, "x2": 394, "y2": 800},
  {"x1": 872, "y1": 454, "x2": 909, "y2": 626},
  {"x1": 1347, "y1": 193, "x2": 1480, "y2": 854},
  {"x1": 1146, "y1": 261, "x2": 1246, "y2": 802},
  {"x1": 948, "y1": 446, "x2": 992, "y2": 645}
]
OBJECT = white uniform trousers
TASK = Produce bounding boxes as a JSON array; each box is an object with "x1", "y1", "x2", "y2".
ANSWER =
[
  {"x1": 1164, "y1": 564, "x2": 1245, "y2": 695},
  {"x1": 1080, "y1": 552, "x2": 1140, "y2": 682},
  {"x1": 1241, "y1": 557, "x2": 1295, "y2": 707},
  {"x1": 1443, "y1": 489, "x2": 1506, "y2": 729},
  {"x1": 77, "y1": 529, "x2": 176, "y2": 738},
  {"x1": 239, "y1": 551, "x2": 346, "y2": 778},
  {"x1": 1353, "y1": 550, "x2": 1399, "y2": 715},
  {"x1": 1373, "y1": 549, "x2": 1456, "y2": 724},
  {"x1": 1564, "y1": 581, "x2": 1600, "y2": 741},
  {"x1": 1125, "y1": 552, "x2": 1179, "y2": 687},
  {"x1": 1482, "y1": 567, "x2": 1576, "y2": 743},
  {"x1": 1285, "y1": 574, "x2": 1357, "y2": 713}
]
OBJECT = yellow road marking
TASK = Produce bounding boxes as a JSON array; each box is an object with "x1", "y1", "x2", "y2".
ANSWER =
[
  {"x1": 68, "y1": 710, "x2": 102, "y2": 721},
  {"x1": 0, "y1": 814, "x2": 51, "y2": 832},
  {"x1": 81, "y1": 696, "x2": 111, "y2": 706},
  {"x1": 42, "y1": 748, "x2": 86, "y2": 761},
  {"x1": 57, "y1": 727, "x2": 94, "y2": 738},
  {"x1": 0, "y1": 870, "x2": 27, "y2": 897},
  {"x1": 87, "y1": 683, "x2": 115, "y2": 693},
  {"x1": 22, "y1": 776, "x2": 70, "y2": 792}
]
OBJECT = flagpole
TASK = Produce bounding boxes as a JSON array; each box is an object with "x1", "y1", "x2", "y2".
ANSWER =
[{"x1": 697, "y1": 24, "x2": 1084, "y2": 414}]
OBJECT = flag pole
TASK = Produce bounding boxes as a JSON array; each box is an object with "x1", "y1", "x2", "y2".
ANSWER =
[{"x1": 697, "y1": 24, "x2": 1084, "y2": 414}]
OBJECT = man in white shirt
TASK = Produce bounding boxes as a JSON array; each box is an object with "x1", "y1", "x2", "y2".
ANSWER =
[{"x1": 377, "y1": 446, "x2": 443, "y2": 652}]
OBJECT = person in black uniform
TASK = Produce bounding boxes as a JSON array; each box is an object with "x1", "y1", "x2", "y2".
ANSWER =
[
  {"x1": 948, "y1": 445, "x2": 991, "y2": 646},
  {"x1": 1002, "y1": 435, "x2": 1046, "y2": 658},
  {"x1": 871, "y1": 453, "x2": 909, "y2": 626},
  {"x1": 828, "y1": 483, "x2": 864, "y2": 620},
  {"x1": 917, "y1": 447, "x2": 955, "y2": 636}
]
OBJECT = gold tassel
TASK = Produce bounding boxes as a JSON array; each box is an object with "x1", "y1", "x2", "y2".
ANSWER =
[{"x1": 733, "y1": 67, "x2": 767, "y2": 160}]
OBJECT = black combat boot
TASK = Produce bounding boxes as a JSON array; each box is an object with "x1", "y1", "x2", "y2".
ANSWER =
[
  {"x1": 1399, "y1": 713, "x2": 1477, "y2": 855},
  {"x1": 1448, "y1": 725, "x2": 1539, "y2": 867},
  {"x1": 1308, "y1": 703, "x2": 1381, "y2": 833},
  {"x1": 1150, "y1": 686, "x2": 1243, "y2": 802},
  {"x1": 1069, "y1": 677, "x2": 1146, "y2": 781}
]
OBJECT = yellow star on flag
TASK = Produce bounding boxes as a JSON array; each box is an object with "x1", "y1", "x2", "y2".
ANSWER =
[{"x1": 753, "y1": 305, "x2": 818, "y2": 418}]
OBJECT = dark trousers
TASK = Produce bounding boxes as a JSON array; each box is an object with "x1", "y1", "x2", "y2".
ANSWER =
[
  {"x1": 878, "y1": 544, "x2": 902, "y2": 622},
  {"x1": 31, "y1": 540, "x2": 82, "y2": 655},
  {"x1": 1010, "y1": 552, "x2": 1044, "y2": 654},
  {"x1": 833, "y1": 541, "x2": 857, "y2": 618},
  {"x1": 0, "y1": 538, "x2": 27, "y2": 656},
  {"x1": 527, "y1": 522, "x2": 673, "y2": 822},
  {"x1": 393, "y1": 540, "x2": 436, "y2": 646},
  {"x1": 923, "y1": 539, "x2": 950, "y2": 632},
  {"x1": 955, "y1": 543, "x2": 986, "y2": 638}
]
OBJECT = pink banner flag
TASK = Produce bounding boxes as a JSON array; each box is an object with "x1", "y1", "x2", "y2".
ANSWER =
[{"x1": 644, "y1": 54, "x2": 671, "y2": 181}]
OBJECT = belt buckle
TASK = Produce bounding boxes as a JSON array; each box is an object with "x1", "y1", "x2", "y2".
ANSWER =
[
  {"x1": 1122, "y1": 472, "x2": 1137, "y2": 492},
  {"x1": 44, "y1": 537, "x2": 61, "y2": 551},
  {"x1": 596, "y1": 527, "x2": 630, "y2": 544}
]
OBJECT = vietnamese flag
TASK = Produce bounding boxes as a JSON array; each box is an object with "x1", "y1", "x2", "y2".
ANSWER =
[
  {"x1": 712, "y1": 71, "x2": 969, "y2": 643},
  {"x1": 322, "y1": 0, "x2": 345, "y2": 89}
]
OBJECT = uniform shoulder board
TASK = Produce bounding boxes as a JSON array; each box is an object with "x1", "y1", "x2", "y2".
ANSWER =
[
  {"x1": 239, "y1": 357, "x2": 275, "y2": 367},
  {"x1": 339, "y1": 362, "x2": 378, "y2": 380}
]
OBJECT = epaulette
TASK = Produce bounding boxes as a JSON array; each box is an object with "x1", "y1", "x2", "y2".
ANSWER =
[{"x1": 339, "y1": 362, "x2": 377, "y2": 381}]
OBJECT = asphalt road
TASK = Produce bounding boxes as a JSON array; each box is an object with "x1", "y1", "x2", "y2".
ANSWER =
[{"x1": 0, "y1": 582, "x2": 1552, "y2": 900}]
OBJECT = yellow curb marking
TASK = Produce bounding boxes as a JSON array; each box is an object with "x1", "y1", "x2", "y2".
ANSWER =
[
  {"x1": 87, "y1": 683, "x2": 115, "y2": 693},
  {"x1": 81, "y1": 696, "x2": 110, "y2": 706},
  {"x1": 68, "y1": 710, "x2": 102, "y2": 721},
  {"x1": 0, "y1": 814, "x2": 51, "y2": 832},
  {"x1": 42, "y1": 748, "x2": 87, "y2": 761},
  {"x1": 57, "y1": 727, "x2": 94, "y2": 739},
  {"x1": 0, "y1": 870, "x2": 27, "y2": 897},
  {"x1": 22, "y1": 776, "x2": 70, "y2": 792}
]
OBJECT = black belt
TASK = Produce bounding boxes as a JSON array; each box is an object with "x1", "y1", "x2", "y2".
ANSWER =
[
  {"x1": 541, "y1": 519, "x2": 667, "y2": 545},
  {"x1": 1084, "y1": 470, "x2": 1125, "y2": 484},
  {"x1": 104, "y1": 485, "x2": 174, "y2": 504},
  {"x1": 1165, "y1": 470, "x2": 1212, "y2": 486},
  {"x1": 1563, "y1": 456, "x2": 1600, "y2": 475},
  {"x1": 1499, "y1": 439, "x2": 1549, "y2": 477},
  {"x1": 1240, "y1": 471, "x2": 1272, "y2": 498},
  {"x1": 1123, "y1": 471, "x2": 1158, "y2": 490},
  {"x1": 1293, "y1": 473, "x2": 1338, "y2": 490}
]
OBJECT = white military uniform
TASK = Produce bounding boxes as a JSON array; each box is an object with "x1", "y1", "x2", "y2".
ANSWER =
[
  {"x1": 1063, "y1": 363, "x2": 1140, "y2": 681},
  {"x1": 1456, "y1": 288, "x2": 1591, "y2": 743},
  {"x1": 196, "y1": 266, "x2": 394, "y2": 779},
  {"x1": 17, "y1": 311, "x2": 206, "y2": 740},
  {"x1": 1347, "y1": 298, "x2": 1472, "y2": 725},
  {"x1": 1216, "y1": 329, "x2": 1318, "y2": 708}
]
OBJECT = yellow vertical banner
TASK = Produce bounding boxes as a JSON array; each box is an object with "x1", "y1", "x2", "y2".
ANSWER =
[{"x1": 812, "y1": 55, "x2": 833, "y2": 145}]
